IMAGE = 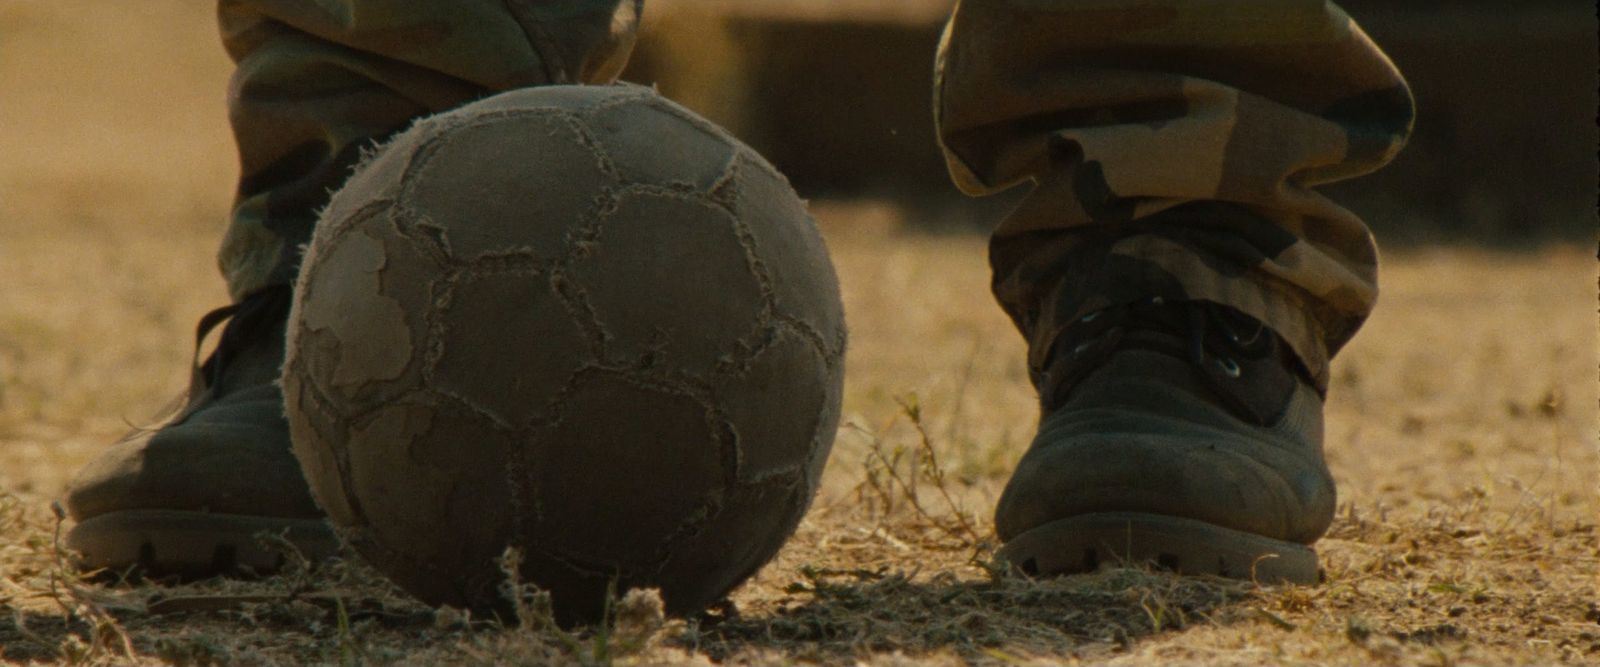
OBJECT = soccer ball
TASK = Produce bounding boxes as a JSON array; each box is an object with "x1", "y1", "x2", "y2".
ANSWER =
[{"x1": 281, "y1": 84, "x2": 846, "y2": 624}]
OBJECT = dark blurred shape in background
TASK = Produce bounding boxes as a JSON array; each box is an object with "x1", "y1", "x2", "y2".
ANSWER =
[{"x1": 623, "y1": 0, "x2": 1598, "y2": 244}]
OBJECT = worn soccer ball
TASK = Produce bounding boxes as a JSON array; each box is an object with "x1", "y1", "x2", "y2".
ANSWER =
[{"x1": 282, "y1": 84, "x2": 845, "y2": 624}]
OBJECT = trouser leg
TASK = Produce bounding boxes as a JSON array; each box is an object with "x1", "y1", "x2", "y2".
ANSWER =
[
  {"x1": 216, "y1": 0, "x2": 642, "y2": 300},
  {"x1": 935, "y1": 0, "x2": 1414, "y2": 390}
]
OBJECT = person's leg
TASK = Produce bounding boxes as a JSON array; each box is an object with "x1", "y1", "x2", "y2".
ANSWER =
[
  {"x1": 64, "y1": 0, "x2": 641, "y2": 577},
  {"x1": 219, "y1": 0, "x2": 642, "y2": 299},
  {"x1": 935, "y1": 1, "x2": 1413, "y2": 581}
]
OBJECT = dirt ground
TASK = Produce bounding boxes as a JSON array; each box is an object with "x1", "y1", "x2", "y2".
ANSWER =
[{"x1": 2, "y1": 2, "x2": 1596, "y2": 665}]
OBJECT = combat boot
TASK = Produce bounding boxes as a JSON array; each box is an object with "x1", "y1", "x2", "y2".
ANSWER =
[
  {"x1": 63, "y1": 286, "x2": 336, "y2": 578},
  {"x1": 995, "y1": 298, "x2": 1335, "y2": 584}
]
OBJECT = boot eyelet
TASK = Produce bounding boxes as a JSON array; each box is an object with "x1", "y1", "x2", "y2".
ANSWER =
[
  {"x1": 1215, "y1": 357, "x2": 1241, "y2": 378},
  {"x1": 1225, "y1": 325, "x2": 1264, "y2": 347}
]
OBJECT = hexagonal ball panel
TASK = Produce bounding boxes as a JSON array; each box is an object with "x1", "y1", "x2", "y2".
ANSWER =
[
  {"x1": 456, "y1": 83, "x2": 648, "y2": 117},
  {"x1": 319, "y1": 125, "x2": 426, "y2": 235},
  {"x1": 282, "y1": 371, "x2": 359, "y2": 525},
  {"x1": 718, "y1": 325, "x2": 834, "y2": 483},
  {"x1": 732, "y1": 152, "x2": 844, "y2": 349},
  {"x1": 526, "y1": 372, "x2": 726, "y2": 568},
  {"x1": 429, "y1": 267, "x2": 591, "y2": 428},
  {"x1": 399, "y1": 111, "x2": 616, "y2": 262},
  {"x1": 294, "y1": 209, "x2": 437, "y2": 410},
  {"x1": 587, "y1": 98, "x2": 736, "y2": 191},
  {"x1": 572, "y1": 189, "x2": 764, "y2": 374}
]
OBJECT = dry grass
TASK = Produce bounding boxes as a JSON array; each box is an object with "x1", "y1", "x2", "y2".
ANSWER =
[{"x1": 2, "y1": 2, "x2": 1597, "y2": 665}]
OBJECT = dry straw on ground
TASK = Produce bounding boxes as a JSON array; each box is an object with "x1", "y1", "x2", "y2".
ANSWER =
[{"x1": 2, "y1": 2, "x2": 1596, "y2": 665}]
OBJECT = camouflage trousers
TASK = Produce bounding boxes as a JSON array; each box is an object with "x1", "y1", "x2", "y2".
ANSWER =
[{"x1": 219, "y1": 0, "x2": 1413, "y2": 391}]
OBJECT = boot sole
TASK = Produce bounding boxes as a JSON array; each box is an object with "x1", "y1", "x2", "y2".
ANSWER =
[
  {"x1": 67, "y1": 510, "x2": 339, "y2": 579},
  {"x1": 997, "y1": 512, "x2": 1320, "y2": 584}
]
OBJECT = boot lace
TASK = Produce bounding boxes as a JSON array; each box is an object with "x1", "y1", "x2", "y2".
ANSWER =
[
  {"x1": 1035, "y1": 298, "x2": 1311, "y2": 425},
  {"x1": 175, "y1": 285, "x2": 292, "y2": 422}
]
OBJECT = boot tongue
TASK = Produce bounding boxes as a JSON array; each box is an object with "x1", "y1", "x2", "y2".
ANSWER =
[
  {"x1": 1037, "y1": 299, "x2": 1305, "y2": 426},
  {"x1": 190, "y1": 286, "x2": 291, "y2": 405}
]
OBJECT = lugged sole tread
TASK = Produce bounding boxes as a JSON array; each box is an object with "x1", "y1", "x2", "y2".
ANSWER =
[
  {"x1": 997, "y1": 512, "x2": 1321, "y2": 584},
  {"x1": 67, "y1": 510, "x2": 338, "y2": 579}
]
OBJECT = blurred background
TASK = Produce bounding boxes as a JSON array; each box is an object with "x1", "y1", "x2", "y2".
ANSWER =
[
  {"x1": 626, "y1": 0, "x2": 1599, "y2": 244},
  {"x1": 2, "y1": 1, "x2": 1594, "y2": 246}
]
